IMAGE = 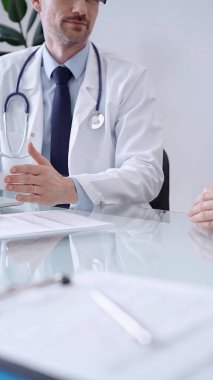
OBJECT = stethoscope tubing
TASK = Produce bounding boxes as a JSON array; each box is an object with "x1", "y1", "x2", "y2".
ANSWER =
[
  {"x1": 2, "y1": 43, "x2": 103, "y2": 159},
  {"x1": 2, "y1": 49, "x2": 39, "y2": 159},
  {"x1": 4, "y1": 48, "x2": 39, "y2": 114},
  {"x1": 91, "y1": 43, "x2": 102, "y2": 112}
]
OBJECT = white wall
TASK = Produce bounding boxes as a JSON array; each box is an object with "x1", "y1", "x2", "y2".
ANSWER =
[
  {"x1": 92, "y1": 0, "x2": 213, "y2": 212},
  {"x1": 1, "y1": 0, "x2": 212, "y2": 212}
]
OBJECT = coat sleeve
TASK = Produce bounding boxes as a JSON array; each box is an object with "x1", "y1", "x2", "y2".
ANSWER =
[{"x1": 73, "y1": 65, "x2": 164, "y2": 206}]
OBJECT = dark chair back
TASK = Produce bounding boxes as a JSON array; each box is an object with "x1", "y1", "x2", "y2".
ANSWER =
[{"x1": 150, "y1": 150, "x2": 170, "y2": 211}]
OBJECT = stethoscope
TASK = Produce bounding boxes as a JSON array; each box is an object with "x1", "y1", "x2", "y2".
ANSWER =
[{"x1": 2, "y1": 43, "x2": 105, "y2": 159}]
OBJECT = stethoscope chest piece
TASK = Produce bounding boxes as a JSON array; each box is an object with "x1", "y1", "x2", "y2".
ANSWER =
[{"x1": 90, "y1": 113, "x2": 105, "y2": 130}]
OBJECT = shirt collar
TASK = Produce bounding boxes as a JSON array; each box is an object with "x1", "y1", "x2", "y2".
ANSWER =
[{"x1": 42, "y1": 43, "x2": 90, "y2": 80}]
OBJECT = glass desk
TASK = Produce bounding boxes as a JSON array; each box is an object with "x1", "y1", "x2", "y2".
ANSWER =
[
  {"x1": 0, "y1": 204, "x2": 213, "y2": 380},
  {"x1": 0, "y1": 204, "x2": 212, "y2": 289}
]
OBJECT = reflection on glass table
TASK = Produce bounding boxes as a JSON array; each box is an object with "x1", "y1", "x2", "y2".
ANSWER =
[
  {"x1": 0, "y1": 235, "x2": 72, "y2": 291},
  {"x1": 0, "y1": 204, "x2": 213, "y2": 291},
  {"x1": 0, "y1": 206, "x2": 166, "y2": 290},
  {"x1": 189, "y1": 226, "x2": 213, "y2": 263}
]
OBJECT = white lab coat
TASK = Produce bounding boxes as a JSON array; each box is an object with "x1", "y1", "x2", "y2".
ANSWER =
[{"x1": 0, "y1": 43, "x2": 163, "y2": 205}]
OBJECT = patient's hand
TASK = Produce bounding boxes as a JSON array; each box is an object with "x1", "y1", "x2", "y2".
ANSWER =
[{"x1": 188, "y1": 187, "x2": 213, "y2": 229}]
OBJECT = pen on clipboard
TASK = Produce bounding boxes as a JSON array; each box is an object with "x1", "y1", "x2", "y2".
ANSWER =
[
  {"x1": 90, "y1": 289, "x2": 153, "y2": 346},
  {"x1": 0, "y1": 273, "x2": 71, "y2": 302}
]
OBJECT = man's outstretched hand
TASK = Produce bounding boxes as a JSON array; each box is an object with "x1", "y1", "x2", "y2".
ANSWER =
[{"x1": 4, "y1": 143, "x2": 77, "y2": 206}]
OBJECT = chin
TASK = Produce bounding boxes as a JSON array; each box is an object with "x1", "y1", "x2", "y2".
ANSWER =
[
  {"x1": 61, "y1": 33, "x2": 89, "y2": 46},
  {"x1": 48, "y1": 26, "x2": 89, "y2": 47}
]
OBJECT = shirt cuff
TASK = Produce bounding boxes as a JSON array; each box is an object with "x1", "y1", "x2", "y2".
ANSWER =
[{"x1": 71, "y1": 177, "x2": 94, "y2": 211}]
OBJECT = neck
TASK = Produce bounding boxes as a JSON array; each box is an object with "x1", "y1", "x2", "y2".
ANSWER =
[{"x1": 45, "y1": 41, "x2": 87, "y2": 64}]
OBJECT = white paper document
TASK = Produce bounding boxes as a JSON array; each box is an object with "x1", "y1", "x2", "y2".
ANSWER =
[
  {"x1": 0, "y1": 210, "x2": 113, "y2": 239},
  {"x1": 0, "y1": 273, "x2": 213, "y2": 380}
]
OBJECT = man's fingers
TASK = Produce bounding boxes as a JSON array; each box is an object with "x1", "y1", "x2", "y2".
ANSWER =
[
  {"x1": 10, "y1": 164, "x2": 43, "y2": 175},
  {"x1": 28, "y1": 142, "x2": 51, "y2": 166},
  {"x1": 5, "y1": 173, "x2": 38, "y2": 185},
  {"x1": 16, "y1": 193, "x2": 42, "y2": 204},
  {"x1": 6, "y1": 184, "x2": 42, "y2": 195},
  {"x1": 9, "y1": 144, "x2": 52, "y2": 174}
]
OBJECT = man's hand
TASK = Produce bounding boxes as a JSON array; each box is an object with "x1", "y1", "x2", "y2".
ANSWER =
[
  {"x1": 188, "y1": 187, "x2": 213, "y2": 229},
  {"x1": 4, "y1": 143, "x2": 77, "y2": 206}
]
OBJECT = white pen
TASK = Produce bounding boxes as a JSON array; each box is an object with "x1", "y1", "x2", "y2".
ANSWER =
[{"x1": 90, "y1": 289, "x2": 153, "y2": 346}]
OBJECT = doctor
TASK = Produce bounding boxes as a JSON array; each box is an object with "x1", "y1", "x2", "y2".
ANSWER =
[{"x1": 0, "y1": 0, "x2": 163, "y2": 208}]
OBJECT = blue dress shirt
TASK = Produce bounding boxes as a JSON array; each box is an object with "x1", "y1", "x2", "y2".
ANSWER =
[{"x1": 40, "y1": 44, "x2": 93, "y2": 210}]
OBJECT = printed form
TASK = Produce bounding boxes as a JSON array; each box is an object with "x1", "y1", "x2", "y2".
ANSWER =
[{"x1": 0, "y1": 210, "x2": 113, "y2": 239}]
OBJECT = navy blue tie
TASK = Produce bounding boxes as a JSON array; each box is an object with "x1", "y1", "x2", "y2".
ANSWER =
[
  {"x1": 51, "y1": 66, "x2": 72, "y2": 208},
  {"x1": 51, "y1": 66, "x2": 72, "y2": 177}
]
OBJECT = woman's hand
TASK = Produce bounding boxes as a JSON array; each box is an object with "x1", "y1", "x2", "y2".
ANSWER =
[{"x1": 188, "y1": 187, "x2": 213, "y2": 229}]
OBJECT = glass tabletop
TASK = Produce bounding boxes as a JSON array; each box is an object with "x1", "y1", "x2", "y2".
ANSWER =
[
  {"x1": 0, "y1": 203, "x2": 213, "y2": 291},
  {"x1": 0, "y1": 203, "x2": 213, "y2": 380}
]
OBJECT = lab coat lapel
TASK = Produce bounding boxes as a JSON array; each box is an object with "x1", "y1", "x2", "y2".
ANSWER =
[
  {"x1": 19, "y1": 45, "x2": 44, "y2": 157},
  {"x1": 16, "y1": 44, "x2": 100, "y2": 166},
  {"x1": 69, "y1": 44, "x2": 99, "y2": 153}
]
